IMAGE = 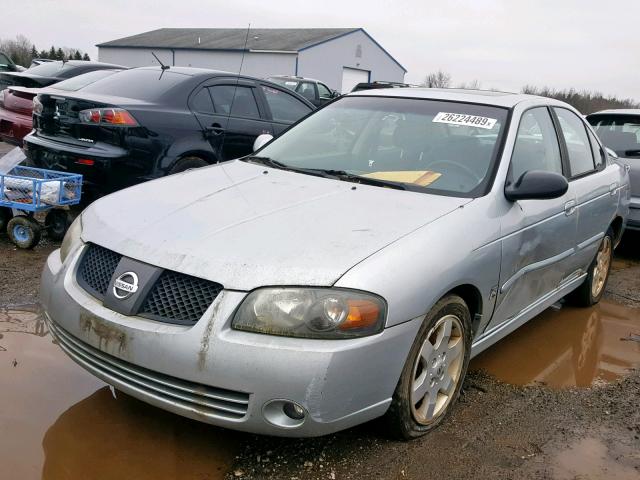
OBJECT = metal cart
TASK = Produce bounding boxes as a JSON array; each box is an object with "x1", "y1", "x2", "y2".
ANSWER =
[{"x1": 0, "y1": 166, "x2": 83, "y2": 249}]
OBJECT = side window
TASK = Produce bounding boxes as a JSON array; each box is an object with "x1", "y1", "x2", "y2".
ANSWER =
[
  {"x1": 317, "y1": 83, "x2": 332, "y2": 99},
  {"x1": 296, "y1": 82, "x2": 317, "y2": 102},
  {"x1": 208, "y1": 85, "x2": 260, "y2": 119},
  {"x1": 509, "y1": 107, "x2": 563, "y2": 182},
  {"x1": 261, "y1": 86, "x2": 311, "y2": 123},
  {"x1": 191, "y1": 88, "x2": 214, "y2": 114},
  {"x1": 587, "y1": 129, "x2": 606, "y2": 169},
  {"x1": 554, "y1": 108, "x2": 595, "y2": 176}
]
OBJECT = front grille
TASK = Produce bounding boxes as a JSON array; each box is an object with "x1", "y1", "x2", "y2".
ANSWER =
[
  {"x1": 47, "y1": 318, "x2": 250, "y2": 420},
  {"x1": 78, "y1": 244, "x2": 122, "y2": 299},
  {"x1": 140, "y1": 270, "x2": 224, "y2": 325},
  {"x1": 77, "y1": 244, "x2": 223, "y2": 326}
]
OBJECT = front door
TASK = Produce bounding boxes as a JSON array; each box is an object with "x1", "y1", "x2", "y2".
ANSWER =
[{"x1": 489, "y1": 107, "x2": 577, "y2": 329}]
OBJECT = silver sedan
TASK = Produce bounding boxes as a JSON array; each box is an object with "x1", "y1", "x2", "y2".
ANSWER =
[{"x1": 41, "y1": 88, "x2": 630, "y2": 438}]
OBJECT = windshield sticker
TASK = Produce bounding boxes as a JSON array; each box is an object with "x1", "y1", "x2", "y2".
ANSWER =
[{"x1": 433, "y1": 112, "x2": 497, "y2": 130}]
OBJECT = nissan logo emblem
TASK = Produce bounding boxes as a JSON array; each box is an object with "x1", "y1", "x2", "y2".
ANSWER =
[{"x1": 113, "y1": 272, "x2": 139, "y2": 300}]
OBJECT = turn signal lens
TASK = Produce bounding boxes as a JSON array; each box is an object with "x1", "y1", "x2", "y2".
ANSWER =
[{"x1": 340, "y1": 299, "x2": 382, "y2": 330}]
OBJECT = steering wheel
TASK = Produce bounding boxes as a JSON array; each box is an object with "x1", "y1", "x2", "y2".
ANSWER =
[{"x1": 425, "y1": 160, "x2": 481, "y2": 185}]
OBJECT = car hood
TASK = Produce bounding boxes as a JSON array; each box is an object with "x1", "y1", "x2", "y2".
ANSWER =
[{"x1": 81, "y1": 160, "x2": 471, "y2": 290}]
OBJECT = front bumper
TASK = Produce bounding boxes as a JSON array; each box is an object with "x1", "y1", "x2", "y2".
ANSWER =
[
  {"x1": 0, "y1": 108, "x2": 31, "y2": 146},
  {"x1": 41, "y1": 246, "x2": 420, "y2": 437}
]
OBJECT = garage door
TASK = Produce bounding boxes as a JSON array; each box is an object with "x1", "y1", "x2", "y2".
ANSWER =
[{"x1": 341, "y1": 67, "x2": 369, "y2": 93}]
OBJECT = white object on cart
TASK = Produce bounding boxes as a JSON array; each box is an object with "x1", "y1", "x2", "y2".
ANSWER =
[
  {"x1": 0, "y1": 147, "x2": 27, "y2": 174},
  {"x1": 3, "y1": 177, "x2": 68, "y2": 205}
]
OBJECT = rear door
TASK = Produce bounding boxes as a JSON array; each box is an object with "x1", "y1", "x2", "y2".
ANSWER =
[
  {"x1": 191, "y1": 79, "x2": 274, "y2": 161},
  {"x1": 490, "y1": 107, "x2": 577, "y2": 329},
  {"x1": 553, "y1": 108, "x2": 618, "y2": 270},
  {"x1": 258, "y1": 83, "x2": 313, "y2": 135}
]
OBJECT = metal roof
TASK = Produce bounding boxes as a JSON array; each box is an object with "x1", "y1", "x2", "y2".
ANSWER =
[
  {"x1": 349, "y1": 87, "x2": 567, "y2": 108},
  {"x1": 97, "y1": 28, "x2": 360, "y2": 52},
  {"x1": 588, "y1": 109, "x2": 640, "y2": 116}
]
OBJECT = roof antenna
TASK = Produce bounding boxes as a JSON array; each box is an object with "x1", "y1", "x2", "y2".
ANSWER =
[
  {"x1": 219, "y1": 24, "x2": 251, "y2": 155},
  {"x1": 151, "y1": 51, "x2": 170, "y2": 79}
]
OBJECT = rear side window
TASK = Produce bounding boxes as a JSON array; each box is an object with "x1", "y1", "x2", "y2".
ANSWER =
[
  {"x1": 209, "y1": 85, "x2": 260, "y2": 119},
  {"x1": 81, "y1": 69, "x2": 190, "y2": 101},
  {"x1": 191, "y1": 88, "x2": 214, "y2": 114},
  {"x1": 261, "y1": 86, "x2": 311, "y2": 123},
  {"x1": 509, "y1": 108, "x2": 563, "y2": 182},
  {"x1": 554, "y1": 108, "x2": 595, "y2": 176},
  {"x1": 296, "y1": 82, "x2": 316, "y2": 102},
  {"x1": 317, "y1": 83, "x2": 332, "y2": 99}
]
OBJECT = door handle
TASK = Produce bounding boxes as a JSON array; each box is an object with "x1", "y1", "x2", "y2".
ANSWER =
[
  {"x1": 564, "y1": 200, "x2": 577, "y2": 216},
  {"x1": 609, "y1": 182, "x2": 619, "y2": 196},
  {"x1": 205, "y1": 124, "x2": 225, "y2": 137}
]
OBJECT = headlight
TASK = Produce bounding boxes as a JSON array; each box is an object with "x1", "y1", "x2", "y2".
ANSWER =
[
  {"x1": 60, "y1": 214, "x2": 83, "y2": 263},
  {"x1": 232, "y1": 288, "x2": 386, "y2": 339}
]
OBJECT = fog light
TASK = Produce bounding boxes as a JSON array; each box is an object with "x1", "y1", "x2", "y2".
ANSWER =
[{"x1": 283, "y1": 401, "x2": 305, "y2": 420}]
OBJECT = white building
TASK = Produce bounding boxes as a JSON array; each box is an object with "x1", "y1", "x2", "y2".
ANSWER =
[{"x1": 97, "y1": 28, "x2": 406, "y2": 93}]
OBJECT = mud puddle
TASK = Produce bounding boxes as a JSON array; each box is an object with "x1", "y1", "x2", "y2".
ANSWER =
[
  {"x1": 552, "y1": 436, "x2": 640, "y2": 479},
  {"x1": 471, "y1": 301, "x2": 640, "y2": 388},
  {"x1": 0, "y1": 304, "x2": 240, "y2": 480}
]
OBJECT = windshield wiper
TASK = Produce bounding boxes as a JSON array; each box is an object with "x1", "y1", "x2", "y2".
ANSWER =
[
  {"x1": 301, "y1": 168, "x2": 408, "y2": 190},
  {"x1": 244, "y1": 157, "x2": 408, "y2": 190}
]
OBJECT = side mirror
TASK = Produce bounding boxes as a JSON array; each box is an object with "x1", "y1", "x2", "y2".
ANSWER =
[
  {"x1": 505, "y1": 170, "x2": 568, "y2": 201},
  {"x1": 253, "y1": 133, "x2": 274, "y2": 152},
  {"x1": 331, "y1": 90, "x2": 341, "y2": 98}
]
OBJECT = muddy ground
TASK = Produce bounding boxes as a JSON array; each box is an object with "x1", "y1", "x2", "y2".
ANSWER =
[{"x1": 0, "y1": 138, "x2": 639, "y2": 478}]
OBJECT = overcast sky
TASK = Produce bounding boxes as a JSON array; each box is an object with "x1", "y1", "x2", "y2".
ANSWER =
[{"x1": 5, "y1": 0, "x2": 639, "y2": 99}]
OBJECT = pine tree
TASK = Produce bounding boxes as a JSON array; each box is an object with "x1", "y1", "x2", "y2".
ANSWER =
[
  {"x1": 49, "y1": 46, "x2": 56, "y2": 59},
  {"x1": 55, "y1": 48, "x2": 64, "y2": 60},
  {"x1": 30, "y1": 45, "x2": 38, "y2": 61},
  {"x1": 82, "y1": 52, "x2": 90, "y2": 61},
  {"x1": 39, "y1": 49, "x2": 48, "y2": 59},
  {"x1": 73, "y1": 50, "x2": 82, "y2": 60}
]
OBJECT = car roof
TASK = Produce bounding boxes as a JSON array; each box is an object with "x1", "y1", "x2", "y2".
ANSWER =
[
  {"x1": 348, "y1": 87, "x2": 557, "y2": 108},
  {"x1": 588, "y1": 109, "x2": 640, "y2": 116}
]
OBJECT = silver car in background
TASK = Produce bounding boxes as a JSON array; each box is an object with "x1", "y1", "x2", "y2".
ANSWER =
[
  {"x1": 587, "y1": 109, "x2": 640, "y2": 231},
  {"x1": 41, "y1": 89, "x2": 629, "y2": 439}
]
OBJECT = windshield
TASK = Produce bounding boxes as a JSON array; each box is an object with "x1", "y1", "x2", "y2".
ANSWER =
[
  {"x1": 51, "y1": 69, "x2": 122, "y2": 91},
  {"x1": 254, "y1": 96, "x2": 509, "y2": 196},
  {"x1": 26, "y1": 61, "x2": 74, "y2": 77},
  {"x1": 588, "y1": 115, "x2": 640, "y2": 157}
]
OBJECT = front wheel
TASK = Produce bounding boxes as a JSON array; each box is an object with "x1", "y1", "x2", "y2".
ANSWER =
[
  {"x1": 384, "y1": 294, "x2": 472, "y2": 439},
  {"x1": 566, "y1": 228, "x2": 614, "y2": 307},
  {"x1": 7, "y1": 216, "x2": 41, "y2": 249},
  {"x1": 169, "y1": 156, "x2": 209, "y2": 175}
]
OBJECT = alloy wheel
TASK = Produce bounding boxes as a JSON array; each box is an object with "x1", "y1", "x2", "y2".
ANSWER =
[
  {"x1": 410, "y1": 314, "x2": 465, "y2": 424},
  {"x1": 591, "y1": 236, "x2": 611, "y2": 298}
]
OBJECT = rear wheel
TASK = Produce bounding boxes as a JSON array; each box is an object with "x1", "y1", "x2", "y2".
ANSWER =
[
  {"x1": 45, "y1": 209, "x2": 72, "y2": 241},
  {"x1": 169, "y1": 156, "x2": 209, "y2": 175},
  {"x1": 566, "y1": 228, "x2": 614, "y2": 307},
  {"x1": 7, "y1": 216, "x2": 41, "y2": 249},
  {"x1": 384, "y1": 294, "x2": 472, "y2": 439}
]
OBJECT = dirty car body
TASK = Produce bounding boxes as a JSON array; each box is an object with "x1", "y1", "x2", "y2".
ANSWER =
[{"x1": 41, "y1": 89, "x2": 629, "y2": 437}]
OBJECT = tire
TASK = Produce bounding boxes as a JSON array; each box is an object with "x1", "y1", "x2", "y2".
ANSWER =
[
  {"x1": 45, "y1": 209, "x2": 72, "y2": 241},
  {"x1": 0, "y1": 207, "x2": 12, "y2": 234},
  {"x1": 7, "y1": 216, "x2": 41, "y2": 249},
  {"x1": 566, "y1": 228, "x2": 614, "y2": 307},
  {"x1": 384, "y1": 294, "x2": 472, "y2": 439},
  {"x1": 169, "y1": 156, "x2": 209, "y2": 175}
]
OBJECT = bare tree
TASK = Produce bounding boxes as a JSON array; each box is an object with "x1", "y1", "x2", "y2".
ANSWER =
[
  {"x1": 522, "y1": 85, "x2": 640, "y2": 114},
  {"x1": 421, "y1": 70, "x2": 452, "y2": 88},
  {"x1": 457, "y1": 79, "x2": 482, "y2": 90}
]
